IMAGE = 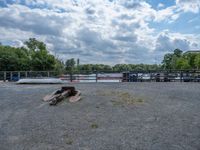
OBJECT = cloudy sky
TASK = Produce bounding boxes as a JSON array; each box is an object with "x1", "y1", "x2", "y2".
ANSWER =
[{"x1": 0, "y1": 0, "x2": 200, "y2": 64}]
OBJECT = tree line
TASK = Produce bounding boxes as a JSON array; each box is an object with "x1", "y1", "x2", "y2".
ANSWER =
[
  {"x1": 0, "y1": 38, "x2": 200, "y2": 72},
  {"x1": 65, "y1": 59, "x2": 161, "y2": 73},
  {"x1": 162, "y1": 49, "x2": 200, "y2": 70}
]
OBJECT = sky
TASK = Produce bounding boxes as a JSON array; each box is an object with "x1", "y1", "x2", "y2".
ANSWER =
[{"x1": 0, "y1": 0, "x2": 200, "y2": 64}]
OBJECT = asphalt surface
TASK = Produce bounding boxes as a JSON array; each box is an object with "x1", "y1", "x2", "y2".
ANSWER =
[{"x1": 0, "y1": 82, "x2": 200, "y2": 150}]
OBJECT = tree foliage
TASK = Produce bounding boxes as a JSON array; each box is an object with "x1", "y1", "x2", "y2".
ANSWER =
[
  {"x1": 175, "y1": 57, "x2": 190, "y2": 70},
  {"x1": 162, "y1": 49, "x2": 200, "y2": 70},
  {"x1": 65, "y1": 58, "x2": 76, "y2": 72},
  {"x1": 76, "y1": 63, "x2": 161, "y2": 73},
  {"x1": 1, "y1": 39, "x2": 200, "y2": 72},
  {"x1": 0, "y1": 38, "x2": 63, "y2": 71},
  {"x1": 194, "y1": 54, "x2": 200, "y2": 69}
]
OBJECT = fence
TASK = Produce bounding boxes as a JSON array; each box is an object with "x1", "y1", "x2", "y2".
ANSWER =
[
  {"x1": 1, "y1": 70, "x2": 200, "y2": 82},
  {"x1": 0, "y1": 71, "x2": 58, "y2": 82}
]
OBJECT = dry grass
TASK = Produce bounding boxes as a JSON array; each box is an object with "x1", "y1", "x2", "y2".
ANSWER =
[
  {"x1": 96, "y1": 90, "x2": 144, "y2": 106},
  {"x1": 66, "y1": 138, "x2": 73, "y2": 145}
]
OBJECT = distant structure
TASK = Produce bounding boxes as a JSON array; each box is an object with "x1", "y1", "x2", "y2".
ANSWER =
[
  {"x1": 77, "y1": 58, "x2": 80, "y2": 67},
  {"x1": 184, "y1": 50, "x2": 200, "y2": 54}
]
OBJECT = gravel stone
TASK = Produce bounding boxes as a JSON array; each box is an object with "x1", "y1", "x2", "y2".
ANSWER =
[{"x1": 0, "y1": 82, "x2": 200, "y2": 150}]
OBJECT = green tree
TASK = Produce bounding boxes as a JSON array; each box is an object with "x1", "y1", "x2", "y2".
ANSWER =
[
  {"x1": 30, "y1": 50, "x2": 56, "y2": 70},
  {"x1": 194, "y1": 54, "x2": 200, "y2": 69},
  {"x1": 162, "y1": 49, "x2": 183, "y2": 69},
  {"x1": 0, "y1": 39, "x2": 64, "y2": 72},
  {"x1": 0, "y1": 46, "x2": 19, "y2": 71},
  {"x1": 24, "y1": 38, "x2": 57, "y2": 71},
  {"x1": 24, "y1": 38, "x2": 46, "y2": 52},
  {"x1": 0, "y1": 45, "x2": 31, "y2": 71},
  {"x1": 65, "y1": 58, "x2": 76, "y2": 72},
  {"x1": 173, "y1": 49, "x2": 182, "y2": 57},
  {"x1": 54, "y1": 59, "x2": 65, "y2": 73},
  {"x1": 162, "y1": 53, "x2": 173, "y2": 69},
  {"x1": 171, "y1": 55, "x2": 179, "y2": 70},
  {"x1": 175, "y1": 57, "x2": 190, "y2": 70},
  {"x1": 184, "y1": 53, "x2": 197, "y2": 69}
]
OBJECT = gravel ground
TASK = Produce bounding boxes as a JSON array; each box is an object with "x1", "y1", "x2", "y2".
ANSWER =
[{"x1": 0, "y1": 82, "x2": 200, "y2": 150}]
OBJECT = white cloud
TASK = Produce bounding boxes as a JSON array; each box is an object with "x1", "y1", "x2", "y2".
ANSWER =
[
  {"x1": 157, "y1": 3, "x2": 164, "y2": 9},
  {"x1": 0, "y1": 0, "x2": 199, "y2": 64},
  {"x1": 176, "y1": 0, "x2": 200, "y2": 13},
  {"x1": 155, "y1": 31, "x2": 200, "y2": 52}
]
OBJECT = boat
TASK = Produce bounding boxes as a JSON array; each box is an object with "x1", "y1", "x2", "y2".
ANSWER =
[{"x1": 17, "y1": 78, "x2": 63, "y2": 84}]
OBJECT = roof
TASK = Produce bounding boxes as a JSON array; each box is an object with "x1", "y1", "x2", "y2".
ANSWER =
[{"x1": 184, "y1": 50, "x2": 200, "y2": 54}]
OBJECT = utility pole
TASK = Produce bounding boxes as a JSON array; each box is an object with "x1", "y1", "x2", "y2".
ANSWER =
[{"x1": 77, "y1": 58, "x2": 80, "y2": 67}]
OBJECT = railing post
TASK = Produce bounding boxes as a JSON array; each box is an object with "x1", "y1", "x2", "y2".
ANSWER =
[
  {"x1": 70, "y1": 72, "x2": 73, "y2": 82},
  {"x1": 180, "y1": 71, "x2": 183, "y2": 82},
  {"x1": 136, "y1": 72, "x2": 138, "y2": 82},
  {"x1": 96, "y1": 71, "x2": 98, "y2": 83},
  {"x1": 47, "y1": 71, "x2": 50, "y2": 77},
  {"x1": 3, "y1": 71, "x2": 6, "y2": 82},
  {"x1": 18, "y1": 72, "x2": 21, "y2": 80},
  {"x1": 25, "y1": 72, "x2": 28, "y2": 78},
  {"x1": 10, "y1": 72, "x2": 13, "y2": 81}
]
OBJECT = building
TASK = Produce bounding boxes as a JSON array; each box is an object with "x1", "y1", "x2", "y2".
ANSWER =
[{"x1": 184, "y1": 50, "x2": 200, "y2": 54}]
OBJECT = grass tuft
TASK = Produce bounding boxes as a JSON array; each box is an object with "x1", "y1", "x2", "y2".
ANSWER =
[
  {"x1": 66, "y1": 139, "x2": 73, "y2": 145},
  {"x1": 91, "y1": 123, "x2": 98, "y2": 129}
]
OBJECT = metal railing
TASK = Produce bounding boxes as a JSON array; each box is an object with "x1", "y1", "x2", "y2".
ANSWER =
[
  {"x1": 1, "y1": 70, "x2": 200, "y2": 82},
  {"x1": 0, "y1": 71, "x2": 58, "y2": 82}
]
